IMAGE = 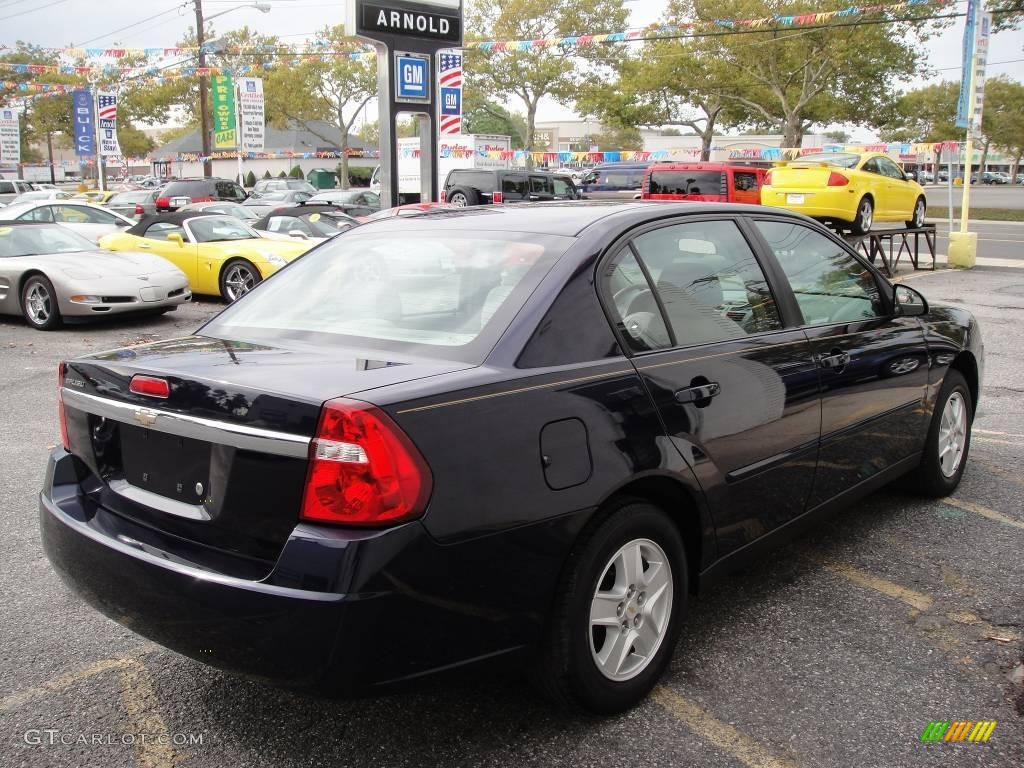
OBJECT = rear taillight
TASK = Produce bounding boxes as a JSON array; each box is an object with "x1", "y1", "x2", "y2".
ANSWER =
[
  {"x1": 156, "y1": 196, "x2": 169, "y2": 209},
  {"x1": 129, "y1": 374, "x2": 170, "y2": 398},
  {"x1": 492, "y1": 191, "x2": 503, "y2": 204},
  {"x1": 827, "y1": 172, "x2": 849, "y2": 186},
  {"x1": 57, "y1": 362, "x2": 69, "y2": 450},
  {"x1": 301, "y1": 398, "x2": 432, "y2": 526},
  {"x1": 439, "y1": 190, "x2": 446, "y2": 202},
  {"x1": 134, "y1": 203, "x2": 145, "y2": 215}
]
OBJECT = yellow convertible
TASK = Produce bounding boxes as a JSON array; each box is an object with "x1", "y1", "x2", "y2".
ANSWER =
[
  {"x1": 761, "y1": 152, "x2": 927, "y2": 235},
  {"x1": 99, "y1": 212, "x2": 313, "y2": 301}
]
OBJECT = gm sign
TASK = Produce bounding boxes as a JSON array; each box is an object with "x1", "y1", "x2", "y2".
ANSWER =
[{"x1": 395, "y1": 52, "x2": 430, "y2": 103}]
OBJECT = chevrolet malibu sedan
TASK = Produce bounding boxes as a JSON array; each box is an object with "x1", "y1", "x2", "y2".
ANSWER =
[
  {"x1": 0, "y1": 222, "x2": 189, "y2": 330},
  {"x1": 41, "y1": 203, "x2": 982, "y2": 713}
]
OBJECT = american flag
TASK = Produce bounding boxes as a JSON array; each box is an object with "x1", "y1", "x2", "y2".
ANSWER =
[
  {"x1": 97, "y1": 94, "x2": 117, "y2": 121},
  {"x1": 438, "y1": 52, "x2": 462, "y2": 135}
]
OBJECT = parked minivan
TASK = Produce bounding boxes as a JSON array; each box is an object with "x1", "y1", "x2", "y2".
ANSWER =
[
  {"x1": 641, "y1": 163, "x2": 768, "y2": 205},
  {"x1": 577, "y1": 162, "x2": 649, "y2": 200},
  {"x1": 0, "y1": 179, "x2": 34, "y2": 205}
]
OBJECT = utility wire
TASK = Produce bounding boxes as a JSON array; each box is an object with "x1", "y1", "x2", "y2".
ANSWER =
[
  {"x1": 0, "y1": 0, "x2": 71, "y2": 23},
  {"x1": 74, "y1": 5, "x2": 189, "y2": 48}
]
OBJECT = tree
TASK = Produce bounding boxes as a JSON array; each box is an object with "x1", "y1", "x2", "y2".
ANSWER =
[
  {"x1": 824, "y1": 130, "x2": 851, "y2": 144},
  {"x1": 990, "y1": 0, "x2": 1023, "y2": 33},
  {"x1": 265, "y1": 25, "x2": 376, "y2": 188},
  {"x1": 668, "y1": 0, "x2": 937, "y2": 146},
  {"x1": 245, "y1": 170, "x2": 257, "y2": 187},
  {"x1": 462, "y1": 93, "x2": 529, "y2": 146},
  {"x1": 876, "y1": 82, "x2": 959, "y2": 143},
  {"x1": 578, "y1": 39, "x2": 750, "y2": 160},
  {"x1": 117, "y1": 123, "x2": 155, "y2": 158},
  {"x1": 982, "y1": 77, "x2": 1024, "y2": 178},
  {"x1": 580, "y1": 125, "x2": 643, "y2": 151},
  {"x1": 263, "y1": 170, "x2": 272, "y2": 179},
  {"x1": 289, "y1": 165, "x2": 304, "y2": 179},
  {"x1": 464, "y1": 0, "x2": 629, "y2": 165}
]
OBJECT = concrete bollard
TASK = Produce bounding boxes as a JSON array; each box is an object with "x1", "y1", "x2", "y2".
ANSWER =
[{"x1": 948, "y1": 231, "x2": 977, "y2": 268}]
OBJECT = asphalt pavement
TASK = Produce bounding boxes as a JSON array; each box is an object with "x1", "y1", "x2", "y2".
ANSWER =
[
  {"x1": 925, "y1": 184, "x2": 1024, "y2": 211},
  {"x1": 1, "y1": 271, "x2": 1022, "y2": 768}
]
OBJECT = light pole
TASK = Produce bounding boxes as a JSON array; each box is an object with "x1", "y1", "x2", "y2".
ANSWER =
[{"x1": 194, "y1": 1, "x2": 271, "y2": 178}]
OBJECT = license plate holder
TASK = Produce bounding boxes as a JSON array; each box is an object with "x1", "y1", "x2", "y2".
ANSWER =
[
  {"x1": 171, "y1": 196, "x2": 190, "y2": 207},
  {"x1": 786, "y1": 193, "x2": 805, "y2": 204},
  {"x1": 121, "y1": 424, "x2": 210, "y2": 505}
]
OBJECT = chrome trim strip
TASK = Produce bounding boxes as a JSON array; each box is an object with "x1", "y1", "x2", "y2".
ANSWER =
[
  {"x1": 108, "y1": 478, "x2": 212, "y2": 521},
  {"x1": 61, "y1": 388, "x2": 311, "y2": 459}
]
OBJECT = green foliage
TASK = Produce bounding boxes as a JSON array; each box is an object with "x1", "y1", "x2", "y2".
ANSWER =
[
  {"x1": 278, "y1": 170, "x2": 287, "y2": 177},
  {"x1": 245, "y1": 170, "x2": 257, "y2": 187},
  {"x1": 264, "y1": 25, "x2": 376, "y2": 188},
  {"x1": 346, "y1": 165, "x2": 373, "y2": 185},
  {"x1": 118, "y1": 123, "x2": 155, "y2": 158},
  {"x1": 263, "y1": 170, "x2": 272, "y2": 179},
  {"x1": 982, "y1": 77, "x2": 1024, "y2": 174},
  {"x1": 289, "y1": 165, "x2": 304, "y2": 179},
  {"x1": 824, "y1": 130, "x2": 851, "y2": 144},
  {"x1": 464, "y1": 0, "x2": 629, "y2": 163},
  {"x1": 990, "y1": 0, "x2": 1023, "y2": 33},
  {"x1": 462, "y1": 93, "x2": 528, "y2": 146},
  {"x1": 579, "y1": 126, "x2": 643, "y2": 151},
  {"x1": 664, "y1": 0, "x2": 940, "y2": 146},
  {"x1": 877, "y1": 82, "x2": 959, "y2": 143}
]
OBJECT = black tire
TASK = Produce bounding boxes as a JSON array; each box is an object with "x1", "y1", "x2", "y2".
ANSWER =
[
  {"x1": 535, "y1": 499, "x2": 688, "y2": 714},
  {"x1": 219, "y1": 259, "x2": 261, "y2": 303},
  {"x1": 446, "y1": 187, "x2": 480, "y2": 207},
  {"x1": 906, "y1": 369, "x2": 972, "y2": 497},
  {"x1": 21, "y1": 274, "x2": 62, "y2": 331},
  {"x1": 850, "y1": 196, "x2": 874, "y2": 235},
  {"x1": 906, "y1": 196, "x2": 926, "y2": 229}
]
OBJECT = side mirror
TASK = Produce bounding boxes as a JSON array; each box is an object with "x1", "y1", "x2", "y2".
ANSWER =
[
  {"x1": 166, "y1": 232, "x2": 184, "y2": 247},
  {"x1": 894, "y1": 284, "x2": 928, "y2": 317}
]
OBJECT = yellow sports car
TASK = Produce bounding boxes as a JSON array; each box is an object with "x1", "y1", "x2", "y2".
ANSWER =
[
  {"x1": 761, "y1": 152, "x2": 927, "y2": 235},
  {"x1": 99, "y1": 212, "x2": 313, "y2": 301},
  {"x1": 72, "y1": 190, "x2": 118, "y2": 205}
]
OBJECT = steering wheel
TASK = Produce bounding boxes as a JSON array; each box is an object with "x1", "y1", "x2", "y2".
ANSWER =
[
  {"x1": 613, "y1": 283, "x2": 655, "y2": 315},
  {"x1": 622, "y1": 311, "x2": 669, "y2": 351}
]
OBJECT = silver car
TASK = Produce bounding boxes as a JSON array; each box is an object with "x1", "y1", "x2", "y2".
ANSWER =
[
  {"x1": 0, "y1": 222, "x2": 190, "y2": 330},
  {"x1": 0, "y1": 200, "x2": 134, "y2": 243},
  {"x1": 106, "y1": 190, "x2": 159, "y2": 220}
]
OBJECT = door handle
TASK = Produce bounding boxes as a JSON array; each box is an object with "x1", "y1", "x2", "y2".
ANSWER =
[
  {"x1": 674, "y1": 381, "x2": 721, "y2": 404},
  {"x1": 136, "y1": 243, "x2": 151, "y2": 249},
  {"x1": 817, "y1": 350, "x2": 850, "y2": 370}
]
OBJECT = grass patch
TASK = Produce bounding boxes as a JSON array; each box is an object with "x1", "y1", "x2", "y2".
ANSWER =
[{"x1": 928, "y1": 207, "x2": 1024, "y2": 222}]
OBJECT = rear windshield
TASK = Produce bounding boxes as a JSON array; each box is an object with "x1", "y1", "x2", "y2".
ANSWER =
[
  {"x1": 649, "y1": 170, "x2": 725, "y2": 196},
  {"x1": 162, "y1": 181, "x2": 212, "y2": 197},
  {"x1": 202, "y1": 230, "x2": 571, "y2": 363},
  {"x1": 108, "y1": 192, "x2": 150, "y2": 204},
  {"x1": 795, "y1": 153, "x2": 860, "y2": 169}
]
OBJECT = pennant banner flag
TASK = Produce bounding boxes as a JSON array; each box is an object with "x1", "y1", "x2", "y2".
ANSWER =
[
  {"x1": 0, "y1": 108, "x2": 20, "y2": 163},
  {"x1": 237, "y1": 77, "x2": 265, "y2": 152},
  {"x1": 72, "y1": 90, "x2": 95, "y2": 157},
  {"x1": 211, "y1": 74, "x2": 236, "y2": 149},
  {"x1": 97, "y1": 92, "x2": 121, "y2": 156}
]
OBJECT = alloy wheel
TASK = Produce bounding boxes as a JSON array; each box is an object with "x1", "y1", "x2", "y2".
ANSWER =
[
  {"x1": 224, "y1": 264, "x2": 257, "y2": 301},
  {"x1": 914, "y1": 199, "x2": 926, "y2": 227},
  {"x1": 938, "y1": 392, "x2": 967, "y2": 478},
  {"x1": 858, "y1": 199, "x2": 873, "y2": 232},
  {"x1": 449, "y1": 192, "x2": 468, "y2": 207},
  {"x1": 589, "y1": 538, "x2": 673, "y2": 682},
  {"x1": 25, "y1": 283, "x2": 52, "y2": 325}
]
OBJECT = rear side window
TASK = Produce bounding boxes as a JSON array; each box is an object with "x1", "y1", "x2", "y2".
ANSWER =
[
  {"x1": 204, "y1": 231, "x2": 571, "y2": 364},
  {"x1": 530, "y1": 176, "x2": 550, "y2": 194},
  {"x1": 447, "y1": 171, "x2": 493, "y2": 191},
  {"x1": 648, "y1": 171, "x2": 725, "y2": 196},
  {"x1": 164, "y1": 181, "x2": 211, "y2": 198},
  {"x1": 502, "y1": 176, "x2": 529, "y2": 199},
  {"x1": 0, "y1": 182, "x2": 13, "y2": 194},
  {"x1": 733, "y1": 171, "x2": 759, "y2": 192}
]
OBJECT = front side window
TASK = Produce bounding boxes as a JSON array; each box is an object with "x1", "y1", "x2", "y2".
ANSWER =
[
  {"x1": 755, "y1": 220, "x2": 885, "y2": 325},
  {"x1": 733, "y1": 171, "x2": 759, "y2": 192},
  {"x1": 144, "y1": 222, "x2": 185, "y2": 240},
  {"x1": 188, "y1": 217, "x2": 256, "y2": 243},
  {"x1": 628, "y1": 220, "x2": 782, "y2": 346},
  {"x1": 530, "y1": 176, "x2": 550, "y2": 194},
  {"x1": 22, "y1": 206, "x2": 55, "y2": 223},
  {"x1": 877, "y1": 157, "x2": 906, "y2": 180},
  {"x1": 552, "y1": 178, "x2": 576, "y2": 197}
]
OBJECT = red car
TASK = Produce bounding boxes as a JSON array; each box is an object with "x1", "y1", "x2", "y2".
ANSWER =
[
  {"x1": 641, "y1": 163, "x2": 767, "y2": 205},
  {"x1": 364, "y1": 202, "x2": 458, "y2": 221}
]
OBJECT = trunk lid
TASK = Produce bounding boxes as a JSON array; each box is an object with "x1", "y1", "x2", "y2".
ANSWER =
[
  {"x1": 62, "y1": 335, "x2": 472, "y2": 572},
  {"x1": 768, "y1": 164, "x2": 837, "y2": 189}
]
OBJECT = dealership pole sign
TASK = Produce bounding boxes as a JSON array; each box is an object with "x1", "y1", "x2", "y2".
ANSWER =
[
  {"x1": 346, "y1": 0, "x2": 463, "y2": 206},
  {"x1": 0, "y1": 108, "x2": 20, "y2": 164},
  {"x1": 72, "y1": 91, "x2": 95, "y2": 157},
  {"x1": 211, "y1": 74, "x2": 237, "y2": 149},
  {"x1": 237, "y1": 77, "x2": 265, "y2": 152}
]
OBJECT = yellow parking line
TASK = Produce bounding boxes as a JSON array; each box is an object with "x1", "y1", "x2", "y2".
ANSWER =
[
  {"x1": 652, "y1": 687, "x2": 799, "y2": 768},
  {"x1": 973, "y1": 437, "x2": 1020, "y2": 446},
  {"x1": 0, "y1": 647, "x2": 155, "y2": 713},
  {"x1": 945, "y1": 498, "x2": 1024, "y2": 531},
  {"x1": 120, "y1": 660, "x2": 181, "y2": 768},
  {"x1": 822, "y1": 562, "x2": 933, "y2": 611}
]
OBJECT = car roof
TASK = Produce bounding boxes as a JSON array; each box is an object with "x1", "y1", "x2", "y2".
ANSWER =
[
  {"x1": 355, "y1": 200, "x2": 782, "y2": 237},
  {"x1": 264, "y1": 205, "x2": 351, "y2": 217},
  {"x1": 126, "y1": 211, "x2": 218, "y2": 235},
  {"x1": 0, "y1": 220, "x2": 61, "y2": 227},
  {"x1": 647, "y1": 163, "x2": 766, "y2": 171}
]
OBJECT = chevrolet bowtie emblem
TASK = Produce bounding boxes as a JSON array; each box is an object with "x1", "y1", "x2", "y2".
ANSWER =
[{"x1": 134, "y1": 408, "x2": 158, "y2": 427}]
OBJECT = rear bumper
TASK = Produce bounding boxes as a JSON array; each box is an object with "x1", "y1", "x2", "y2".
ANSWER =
[
  {"x1": 761, "y1": 189, "x2": 858, "y2": 222},
  {"x1": 39, "y1": 449, "x2": 572, "y2": 692}
]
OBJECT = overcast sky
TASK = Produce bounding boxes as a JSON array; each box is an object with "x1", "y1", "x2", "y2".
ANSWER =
[{"x1": 3, "y1": 0, "x2": 1022, "y2": 135}]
